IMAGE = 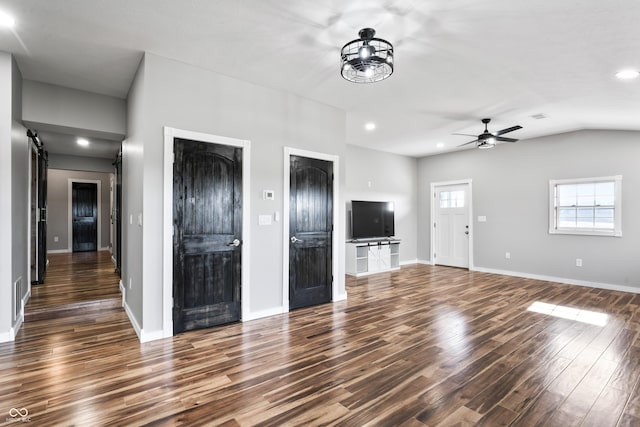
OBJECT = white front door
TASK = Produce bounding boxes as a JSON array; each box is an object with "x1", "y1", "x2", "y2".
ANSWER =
[{"x1": 434, "y1": 184, "x2": 470, "y2": 268}]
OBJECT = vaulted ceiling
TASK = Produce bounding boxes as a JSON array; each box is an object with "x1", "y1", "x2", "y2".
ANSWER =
[{"x1": 1, "y1": 0, "x2": 639, "y2": 157}]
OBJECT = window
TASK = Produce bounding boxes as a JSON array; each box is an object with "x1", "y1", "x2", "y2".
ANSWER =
[
  {"x1": 439, "y1": 190, "x2": 465, "y2": 208},
  {"x1": 549, "y1": 176, "x2": 622, "y2": 236}
]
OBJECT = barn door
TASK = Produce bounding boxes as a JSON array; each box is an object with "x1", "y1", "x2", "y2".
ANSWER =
[
  {"x1": 289, "y1": 155, "x2": 333, "y2": 310},
  {"x1": 37, "y1": 149, "x2": 48, "y2": 280},
  {"x1": 113, "y1": 148, "x2": 122, "y2": 275},
  {"x1": 173, "y1": 138, "x2": 242, "y2": 334}
]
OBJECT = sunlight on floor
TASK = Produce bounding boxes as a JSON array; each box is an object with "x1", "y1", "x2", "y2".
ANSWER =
[{"x1": 527, "y1": 301, "x2": 608, "y2": 326}]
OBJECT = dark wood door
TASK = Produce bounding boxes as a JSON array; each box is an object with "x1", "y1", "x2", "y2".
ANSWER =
[
  {"x1": 114, "y1": 149, "x2": 122, "y2": 276},
  {"x1": 72, "y1": 182, "x2": 98, "y2": 252},
  {"x1": 37, "y1": 149, "x2": 48, "y2": 281},
  {"x1": 173, "y1": 138, "x2": 242, "y2": 334},
  {"x1": 289, "y1": 155, "x2": 333, "y2": 310}
]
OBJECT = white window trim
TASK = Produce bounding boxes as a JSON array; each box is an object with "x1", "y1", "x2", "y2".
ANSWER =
[{"x1": 548, "y1": 175, "x2": 622, "y2": 237}]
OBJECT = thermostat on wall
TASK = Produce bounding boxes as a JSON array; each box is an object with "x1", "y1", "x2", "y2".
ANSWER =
[{"x1": 263, "y1": 190, "x2": 275, "y2": 200}]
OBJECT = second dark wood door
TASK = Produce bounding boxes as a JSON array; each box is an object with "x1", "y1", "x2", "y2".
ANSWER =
[
  {"x1": 289, "y1": 155, "x2": 333, "y2": 310},
  {"x1": 72, "y1": 182, "x2": 97, "y2": 252},
  {"x1": 173, "y1": 138, "x2": 243, "y2": 334}
]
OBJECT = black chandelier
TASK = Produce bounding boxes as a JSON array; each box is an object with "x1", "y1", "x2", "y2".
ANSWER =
[{"x1": 341, "y1": 28, "x2": 394, "y2": 83}]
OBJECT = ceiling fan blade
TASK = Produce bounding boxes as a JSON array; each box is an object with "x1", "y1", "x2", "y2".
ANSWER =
[
  {"x1": 458, "y1": 139, "x2": 479, "y2": 147},
  {"x1": 495, "y1": 136, "x2": 518, "y2": 143},
  {"x1": 452, "y1": 133, "x2": 477, "y2": 137},
  {"x1": 495, "y1": 125, "x2": 522, "y2": 136}
]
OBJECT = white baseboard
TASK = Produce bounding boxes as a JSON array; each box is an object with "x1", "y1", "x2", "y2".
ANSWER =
[
  {"x1": 47, "y1": 249, "x2": 71, "y2": 254},
  {"x1": 99, "y1": 247, "x2": 110, "y2": 252},
  {"x1": 333, "y1": 292, "x2": 348, "y2": 302},
  {"x1": 140, "y1": 329, "x2": 168, "y2": 343},
  {"x1": 416, "y1": 259, "x2": 432, "y2": 265},
  {"x1": 472, "y1": 266, "x2": 640, "y2": 295},
  {"x1": 112, "y1": 255, "x2": 117, "y2": 265},
  {"x1": 123, "y1": 293, "x2": 171, "y2": 343},
  {"x1": 12, "y1": 313, "x2": 23, "y2": 338},
  {"x1": 0, "y1": 316, "x2": 23, "y2": 343},
  {"x1": 123, "y1": 298, "x2": 142, "y2": 341},
  {"x1": 243, "y1": 306, "x2": 286, "y2": 322},
  {"x1": 400, "y1": 259, "x2": 419, "y2": 266},
  {"x1": 0, "y1": 329, "x2": 14, "y2": 343}
]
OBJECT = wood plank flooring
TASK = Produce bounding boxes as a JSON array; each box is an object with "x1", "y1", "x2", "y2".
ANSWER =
[{"x1": 2, "y1": 254, "x2": 640, "y2": 426}]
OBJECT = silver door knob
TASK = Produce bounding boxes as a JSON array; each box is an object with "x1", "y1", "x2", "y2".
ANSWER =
[
  {"x1": 290, "y1": 236, "x2": 303, "y2": 243},
  {"x1": 227, "y1": 238, "x2": 241, "y2": 247}
]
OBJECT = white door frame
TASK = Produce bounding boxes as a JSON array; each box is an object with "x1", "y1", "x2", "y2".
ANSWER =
[
  {"x1": 68, "y1": 178, "x2": 102, "y2": 252},
  {"x1": 283, "y1": 147, "x2": 342, "y2": 311},
  {"x1": 162, "y1": 127, "x2": 251, "y2": 338},
  {"x1": 430, "y1": 179, "x2": 473, "y2": 269}
]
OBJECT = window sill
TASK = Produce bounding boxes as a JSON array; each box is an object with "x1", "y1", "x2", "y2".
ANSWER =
[{"x1": 549, "y1": 229, "x2": 622, "y2": 237}]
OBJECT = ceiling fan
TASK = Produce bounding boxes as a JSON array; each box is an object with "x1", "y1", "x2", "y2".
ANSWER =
[{"x1": 456, "y1": 118, "x2": 522, "y2": 149}]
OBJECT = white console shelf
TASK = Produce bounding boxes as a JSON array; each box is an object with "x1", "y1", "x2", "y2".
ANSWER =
[{"x1": 346, "y1": 239, "x2": 400, "y2": 277}]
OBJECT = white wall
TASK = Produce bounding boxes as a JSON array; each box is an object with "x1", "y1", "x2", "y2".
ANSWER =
[
  {"x1": 22, "y1": 80, "x2": 126, "y2": 139},
  {"x1": 418, "y1": 130, "x2": 640, "y2": 289},
  {"x1": 123, "y1": 57, "x2": 146, "y2": 329},
  {"x1": 0, "y1": 52, "x2": 29, "y2": 342},
  {"x1": 0, "y1": 53, "x2": 13, "y2": 340},
  {"x1": 124, "y1": 52, "x2": 347, "y2": 338},
  {"x1": 345, "y1": 145, "x2": 418, "y2": 262},
  {"x1": 11, "y1": 56, "x2": 29, "y2": 325},
  {"x1": 48, "y1": 154, "x2": 114, "y2": 173}
]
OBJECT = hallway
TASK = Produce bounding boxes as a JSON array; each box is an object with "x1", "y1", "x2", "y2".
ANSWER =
[{"x1": 28, "y1": 251, "x2": 121, "y2": 308}]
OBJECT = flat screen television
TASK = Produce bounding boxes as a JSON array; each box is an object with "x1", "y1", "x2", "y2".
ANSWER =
[{"x1": 351, "y1": 200, "x2": 395, "y2": 239}]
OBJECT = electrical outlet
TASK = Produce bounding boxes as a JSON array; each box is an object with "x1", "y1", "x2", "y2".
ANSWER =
[
  {"x1": 53, "y1": 236, "x2": 59, "y2": 242},
  {"x1": 128, "y1": 277, "x2": 132, "y2": 289},
  {"x1": 576, "y1": 258, "x2": 583, "y2": 267},
  {"x1": 505, "y1": 252, "x2": 511, "y2": 259}
]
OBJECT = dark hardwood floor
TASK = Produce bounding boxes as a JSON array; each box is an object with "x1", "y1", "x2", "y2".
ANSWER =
[{"x1": 2, "y1": 254, "x2": 640, "y2": 426}]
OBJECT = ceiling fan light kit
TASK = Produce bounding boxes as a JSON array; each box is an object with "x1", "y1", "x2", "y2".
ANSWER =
[
  {"x1": 341, "y1": 28, "x2": 394, "y2": 83},
  {"x1": 458, "y1": 118, "x2": 522, "y2": 149}
]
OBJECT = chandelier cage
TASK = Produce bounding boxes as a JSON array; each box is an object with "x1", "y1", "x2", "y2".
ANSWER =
[{"x1": 341, "y1": 28, "x2": 394, "y2": 83}]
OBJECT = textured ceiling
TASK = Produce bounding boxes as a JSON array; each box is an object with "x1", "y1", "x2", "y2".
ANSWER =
[{"x1": 1, "y1": 0, "x2": 639, "y2": 157}]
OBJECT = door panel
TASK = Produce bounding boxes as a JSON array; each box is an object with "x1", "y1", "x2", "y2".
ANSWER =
[
  {"x1": 435, "y1": 184, "x2": 469, "y2": 268},
  {"x1": 114, "y1": 149, "x2": 122, "y2": 275},
  {"x1": 173, "y1": 138, "x2": 242, "y2": 334},
  {"x1": 289, "y1": 155, "x2": 333, "y2": 309},
  {"x1": 72, "y1": 182, "x2": 98, "y2": 252},
  {"x1": 37, "y1": 149, "x2": 48, "y2": 281},
  {"x1": 30, "y1": 147, "x2": 38, "y2": 284}
]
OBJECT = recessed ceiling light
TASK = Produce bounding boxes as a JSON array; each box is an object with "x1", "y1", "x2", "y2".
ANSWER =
[
  {"x1": 615, "y1": 70, "x2": 639, "y2": 80},
  {"x1": 0, "y1": 11, "x2": 15, "y2": 27},
  {"x1": 77, "y1": 138, "x2": 89, "y2": 147},
  {"x1": 365, "y1": 123, "x2": 376, "y2": 131},
  {"x1": 436, "y1": 142, "x2": 445, "y2": 148}
]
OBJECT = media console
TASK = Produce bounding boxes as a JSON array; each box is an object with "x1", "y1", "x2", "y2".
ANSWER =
[{"x1": 345, "y1": 239, "x2": 400, "y2": 276}]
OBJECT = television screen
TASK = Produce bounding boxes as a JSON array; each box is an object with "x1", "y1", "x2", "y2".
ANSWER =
[{"x1": 351, "y1": 201, "x2": 395, "y2": 239}]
